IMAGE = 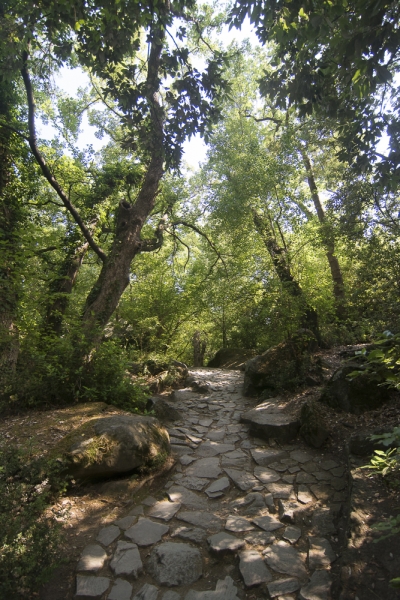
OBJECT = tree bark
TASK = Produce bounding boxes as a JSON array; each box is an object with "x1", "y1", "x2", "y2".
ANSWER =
[
  {"x1": 193, "y1": 331, "x2": 207, "y2": 367},
  {"x1": 302, "y1": 151, "x2": 346, "y2": 320},
  {"x1": 0, "y1": 102, "x2": 21, "y2": 388},
  {"x1": 45, "y1": 236, "x2": 89, "y2": 335},
  {"x1": 253, "y1": 210, "x2": 322, "y2": 343},
  {"x1": 80, "y1": 26, "x2": 166, "y2": 348}
]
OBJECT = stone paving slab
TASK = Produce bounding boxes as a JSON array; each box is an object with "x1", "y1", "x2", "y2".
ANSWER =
[{"x1": 72, "y1": 367, "x2": 349, "y2": 600}]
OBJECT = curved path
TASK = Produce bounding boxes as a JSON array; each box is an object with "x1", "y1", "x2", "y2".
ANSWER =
[{"x1": 74, "y1": 368, "x2": 348, "y2": 599}]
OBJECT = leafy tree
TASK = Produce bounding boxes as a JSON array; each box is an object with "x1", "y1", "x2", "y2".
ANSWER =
[{"x1": 229, "y1": 0, "x2": 400, "y2": 190}]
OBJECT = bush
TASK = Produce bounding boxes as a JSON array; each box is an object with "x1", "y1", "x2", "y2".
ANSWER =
[
  {"x1": 0, "y1": 447, "x2": 69, "y2": 598},
  {"x1": 1, "y1": 336, "x2": 149, "y2": 415}
]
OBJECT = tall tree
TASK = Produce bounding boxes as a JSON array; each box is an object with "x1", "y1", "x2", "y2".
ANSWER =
[
  {"x1": 229, "y1": 0, "x2": 400, "y2": 190},
  {"x1": 2, "y1": 0, "x2": 227, "y2": 357}
]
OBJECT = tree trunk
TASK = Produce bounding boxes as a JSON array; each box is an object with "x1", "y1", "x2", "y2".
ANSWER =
[
  {"x1": 302, "y1": 151, "x2": 346, "y2": 320},
  {"x1": 0, "y1": 86, "x2": 22, "y2": 391},
  {"x1": 253, "y1": 210, "x2": 322, "y2": 344},
  {"x1": 45, "y1": 236, "x2": 89, "y2": 335},
  {"x1": 193, "y1": 331, "x2": 207, "y2": 367},
  {"x1": 79, "y1": 28, "x2": 166, "y2": 350}
]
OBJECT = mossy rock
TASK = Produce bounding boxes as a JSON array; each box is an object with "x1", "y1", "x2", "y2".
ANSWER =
[
  {"x1": 52, "y1": 414, "x2": 170, "y2": 480},
  {"x1": 243, "y1": 330, "x2": 318, "y2": 397}
]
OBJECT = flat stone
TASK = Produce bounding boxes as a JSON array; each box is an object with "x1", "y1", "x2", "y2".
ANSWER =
[
  {"x1": 331, "y1": 466, "x2": 345, "y2": 477},
  {"x1": 297, "y1": 485, "x2": 314, "y2": 504},
  {"x1": 77, "y1": 545, "x2": 107, "y2": 572},
  {"x1": 319, "y1": 459, "x2": 338, "y2": 470},
  {"x1": 168, "y1": 486, "x2": 207, "y2": 509},
  {"x1": 290, "y1": 450, "x2": 314, "y2": 463},
  {"x1": 241, "y1": 406, "x2": 300, "y2": 443},
  {"x1": 231, "y1": 492, "x2": 265, "y2": 509},
  {"x1": 75, "y1": 575, "x2": 110, "y2": 598},
  {"x1": 278, "y1": 500, "x2": 303, "y2": 524},
  {"x1": 180, "y1": 455, "x2": 196, "y2": 466},
  {"x1": 331, "y1": 477, "x2": 347, "y2": 491},
  {"x1": 300, "y1": 460, "x2": 319, "y2": 473},
  {"x1": 254, "y1": 466, "x2": 281, "y2": 484},
  {"x1": 133, "y1": 584, "x2": 159, "y2": 600},
  {"x1": 251, "y1": 515, "x2": 284, "y2": 532},
  {"x1": 296, "y1": 471, "x2": 317, "y2": 485},
  {"x1": 299, "y1": 570, "x2": 332, "y2": 600},
  {"x1": 114, "y1": 516, "x2": 138, "y2": 530},
  {"x1": 313, "y1": 471, "x2": 332, "y2": 482},
  {"x1": 220, "y1": 456, "x2": 251, "y2": 469},
  {"x1": 251, "y1": 448, "x2": 287, "y2": 466},
  {"x1": 148, "y1": 501, "x2": 181, "y2": 521},
  {"x1": 225, "y1": 515, "x2": 255, "y2": 532},
  {"x1": 110, "y1": 541, "x2": 143, "y2": 577},
  {"x1": 125, "y1": 518, "x2": 169, "y2": 546},
  {"x1": 224, "y1": 449, "x2": 247, "y2": 459},
  {"x1": 196, "y1": 441, "x2": 235, "y2": 457},
  {"x1": 244, "y1": 531, "x2": 275, "y2": 545},
  {"x1": 224, "y1": 468, "x2": 259, "y2": 491},
  {"x1": 177, "y1": 510, "x2": 222, "y2": 530},
  {"x1": 96, "y1": 525, "x2": 120, "y2": 547},
  {"x1": 108, "y1": 578, "x2": 133, "y2": 600},
  {"x1": 179, "y1": 477, "x2": 209, "y2": 491},
  {"x1": 268, "y1": 462, "x2": 288, "y2": 472},
  {"x1": 309, "y1": 484, "x2": 332, "y2": 502},
  {"x1": 267, "y1": 577, "x2": 300, "y2": 598},
  {"x1": 148, "y1": 542, "x2": 202, "y2": 586},
  {"x1": 129, "y1": 505, "x2": 144, "y2": 516},
  {"x1": 282, "y1": 474, "x2": 295, "y2": 484},
  {"x1": 185, "y1": 457, "x2": 222, "y2": 479},
  {"x1": 239, "y1": 550, "x2": 272, "y2": 587},
  {"x1": 172, "y1": 526, "x2": 206, "y2": 543},
  {"x1": 208, "y1": 532, "x2": 246, "y2": 553},
  {"x1": 143, "y1": 496, "x2": 158, "y2": 507},
  {"x1": 184, "y1": 576, "x2": 239, "y2": 600},
  {"x1": 263, "y1": 541, "x2": 307, "y2": 579},
  {"x1": 289, "y1": 466, "x2": 301, "y2": 473},
  {"x1": 266, "y1": 482, "x2": 294, "y2": 499},
  {"x1": 171, "y1": 445, "x2": 194, "y2": 456},
  {"x1": 308, "y1": 536, "x2": 336, "y2": 569},
  {"x1": 283, "y1": 526, "x2": 301, "y2": 544},
  {"x1": 199, "y1": 419, "x2": 213, "y2": 427},
  {"x1": 205, "y1": 477, "x2": 230, "y2": 497},
  {"x1": 224, "y1": 435, "x2": 240, "y2": 444},
  {"x1": 162, "y1": 593, "x2": 181, "y2": 600},
  {"x1": 207, "y1": 430, "x2": 226, "y2": 441},
  {"x1": 311, "y1": 507, "x2": 336, "y2": 535}
]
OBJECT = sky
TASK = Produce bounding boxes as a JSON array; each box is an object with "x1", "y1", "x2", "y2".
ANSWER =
[{"x1": 39, "y1": 17, "x2": 258, "y2": 170}]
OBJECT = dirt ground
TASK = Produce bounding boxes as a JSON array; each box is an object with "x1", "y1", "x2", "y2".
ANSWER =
[{"x1": 0, "y1": 345, "x2": 399, "y2": 599}]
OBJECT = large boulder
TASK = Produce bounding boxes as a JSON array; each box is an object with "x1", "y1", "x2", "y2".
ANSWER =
[
  {"x1": 243, "y1": 330, "x2": 319, "y2": 397},
  {"x1": 319, "y1": 363, "x2": 390, "y2": 413},
  {"x1": 53, "y1": 414, "x2": 170, "y2": 479},
  {"x1": 207, "y1": 348, "x2": 257, "y2": 369},
  {"x1": 146, "y1": 397, "x2": 181, "y2": 422},
  {"x1": 241, "y1": 400, "x2": 300, "y2": 443}
]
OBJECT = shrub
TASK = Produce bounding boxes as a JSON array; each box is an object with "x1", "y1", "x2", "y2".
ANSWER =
[{"x1": 0, "y1": 447, "x2": 69, "y2": 598}]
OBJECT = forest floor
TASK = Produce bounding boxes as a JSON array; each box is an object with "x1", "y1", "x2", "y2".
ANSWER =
[{"x1": 1, "y1": 345, "x2": 399, "y2": 599}]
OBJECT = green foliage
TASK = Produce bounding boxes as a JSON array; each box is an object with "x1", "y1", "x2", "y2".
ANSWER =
[
  {"x1": 0, "y1": 446, "x2": 68, "y2": 598},
  {"x1": 362, "y1": 426, "x2": 400, "y2": 486},
  {"x1": 349, "y1": 332, "x2": 400, "y2": 390}
]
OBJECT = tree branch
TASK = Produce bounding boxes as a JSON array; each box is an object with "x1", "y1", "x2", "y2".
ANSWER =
[
  {"x1": 139, "y1": 214, "x2": 168, "y2": 253},
  {"x1": 171, "y1": 220, "x2": 228, "y2": 271},
  {"x1": 20, "y1": 51, "x2": 107, "y2": 263}
]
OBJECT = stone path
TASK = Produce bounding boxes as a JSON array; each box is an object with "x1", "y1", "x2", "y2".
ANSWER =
[{"x1": 74, "y1": 368, "x2": 348, "y2": 599}]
